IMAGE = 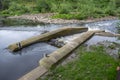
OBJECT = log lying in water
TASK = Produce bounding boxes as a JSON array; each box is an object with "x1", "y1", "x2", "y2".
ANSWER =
[
  {"x1": 18, "y1": 30, "x2": 104, "y2": 80},
  {"x1": 8, "y1": 27, "x2": 88, "y2": 52}
]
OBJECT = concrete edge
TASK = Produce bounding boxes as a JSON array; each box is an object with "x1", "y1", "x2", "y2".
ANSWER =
[
  {"x1": 18, "y1": 30, "x2": 104, "y2": 80},
  {"x1": 95, "y1": 32, "x2": 120, "y2": 37},
  {"x1": 8, "y1": 27, "x2": 88, "y2": 52}
]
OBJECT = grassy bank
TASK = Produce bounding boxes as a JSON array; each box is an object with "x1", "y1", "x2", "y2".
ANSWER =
[
  {"x1": 0, "y1": 0, "x2": 120, "y2": 20},
  {"x1": 38, "y1": 45, "x2": 120, "y2": 80}
]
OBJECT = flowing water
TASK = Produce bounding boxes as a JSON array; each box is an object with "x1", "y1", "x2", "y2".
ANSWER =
[
  {"x1": 61, "y1": 20, "x2": 120, "y2": 45},
  {"x1": 0, "y1": 20, "x2": 120, "y2": 80}
]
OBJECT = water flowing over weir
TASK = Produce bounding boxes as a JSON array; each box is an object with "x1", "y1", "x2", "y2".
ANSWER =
[
  {"x1": 85, "y1": 20, "x2": 119, "y2": 33},
  {"x1": 55, "y1": 20, "x2": 120, "y2": 45},
  {"x1": 0, "y1": 20, "x2": 120, "y2": 80}
]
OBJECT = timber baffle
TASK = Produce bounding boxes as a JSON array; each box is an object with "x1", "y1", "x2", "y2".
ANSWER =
[{"x1": 8, "y1": 27, "x2": 88, "y2": 52}]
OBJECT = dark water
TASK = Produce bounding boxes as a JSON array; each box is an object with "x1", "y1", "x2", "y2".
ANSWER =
[
  {"x1": 0, "y1": 30, "x2": 57, "y2": 80},
  {"x1": 0, "y1": 20, "x2": 119, "y2": 80}
]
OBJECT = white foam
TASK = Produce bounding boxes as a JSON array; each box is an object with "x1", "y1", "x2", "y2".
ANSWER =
[{"x1": 88, "y1": 27, "x2": 101, "y2": 31}]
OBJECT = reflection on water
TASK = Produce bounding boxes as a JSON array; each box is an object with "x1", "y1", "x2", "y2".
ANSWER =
[
  {"x1": 0, "y1": 30, "x2": 57, "y2": 80},
  {"x1": 86, "y1": 35, "x2": 119, "y2": 46},
  {"x1": 0, "y1": 30, "x2": 40, "y2": 49}
]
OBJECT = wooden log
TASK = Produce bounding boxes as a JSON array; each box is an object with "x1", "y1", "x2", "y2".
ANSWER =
[{"x1": 8, "y1": 27, "x2": 88, "y2": 52}]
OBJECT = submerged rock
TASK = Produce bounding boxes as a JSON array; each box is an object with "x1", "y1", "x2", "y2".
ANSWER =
[
  {"x1": 88, "y1": 41, "x2": 120, "y2": 59},
  {"x1": 41, "y1": 30, "x2": 49, "y2": 34},
  {"x1": 48, "y1": 38, "x2": 66, "y2": 48}
]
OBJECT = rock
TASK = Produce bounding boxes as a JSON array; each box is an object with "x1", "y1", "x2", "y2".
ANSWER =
[
  {"x1": 48, "y1": 38, "x2": 66, "y2": 48},
  {"x1": 94, "y1": 41, "x2": 120, "y2": 59},
  {"x1": 41, "y1": 30, "x2": 49, "y2": 34},
  {"x1": 7, "y1": 13, "x2": 118, "y2": 24}
]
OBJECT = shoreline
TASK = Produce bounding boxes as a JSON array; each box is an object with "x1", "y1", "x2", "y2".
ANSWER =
[{"x1": 7, "y1": 13, "x2": 119, "y2": 24}]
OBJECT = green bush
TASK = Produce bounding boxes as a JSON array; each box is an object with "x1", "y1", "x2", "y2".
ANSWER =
[
  {"x1": 59, "y1": 8, "x2": 69, "y2": 14},
  {"x1": 36, "y1": 0, "x2": 51, "y2": 13},
  {"x1": 115, "y1": 0, "x2": 120, "y2": 8},
  {"x1": 0, "y1": 0, "x2": 120, "y2": 19},
  {"x1": 58, "y1": 3, "x2": 72, "y2": 14},
  {"x1": 3, "y1": 2, "x2": 30, "y2": 15}
]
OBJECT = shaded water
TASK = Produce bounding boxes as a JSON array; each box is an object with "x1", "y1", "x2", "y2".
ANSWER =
[
  {"x1": 0, "y1": 30, "x2": 57, "y2": 80},
  {"x1": 0, "y1": 20, "x2": 119, "y2": 80}
]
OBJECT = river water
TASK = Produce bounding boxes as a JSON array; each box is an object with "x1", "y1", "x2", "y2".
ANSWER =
[{"x1": 0, "y1": 20, "x2": 119, "y2": 80}]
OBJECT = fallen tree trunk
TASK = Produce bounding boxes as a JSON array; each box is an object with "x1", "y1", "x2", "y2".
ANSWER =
[
  {"x1": 8, "y1": 27, "x2": 88, "y2": 52},
  {"x1": 18, "y1": 30, "x2": 104, "y2": 80}
]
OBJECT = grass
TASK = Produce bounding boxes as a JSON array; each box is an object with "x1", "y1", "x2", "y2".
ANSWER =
[
  {"x1": 117, "y1": 22, "x2": 120, "y2": 40},
  {"x1": 38, "y1": 45, "x2": 120, "y2": 80}
]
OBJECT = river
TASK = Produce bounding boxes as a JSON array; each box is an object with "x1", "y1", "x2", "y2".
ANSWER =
[{"x1": 0, "y1": 20, "x2": 119, "y2": 80}]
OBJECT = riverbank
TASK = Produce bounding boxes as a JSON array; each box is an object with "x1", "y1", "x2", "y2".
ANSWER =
[
  {"x1": 38, "y1": 43, "x2": 120, "y2": 80},
  {"x1": 7, "y1": 13, "x2": 118, "y2": 24},
  {"x1": 0, "y1": 17, "x2": 120, "y2": 80}
]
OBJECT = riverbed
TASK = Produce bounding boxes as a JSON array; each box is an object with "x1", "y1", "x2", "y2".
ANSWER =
[{"x1": 0, "y1": 20, "x2": 119, "y2": 80}]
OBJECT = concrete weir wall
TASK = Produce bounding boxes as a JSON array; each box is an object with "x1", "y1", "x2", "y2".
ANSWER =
[
  {"x1": 39, "y1": 31, "x2": 95, "y2": 69},
  {"x1": 8, "y1": 27, "x2": 88, "y2": 52},
  {"x1": 95, "y1": 32, "x2": 120, "y2": 37},
  {"x1": 18, "y1": 30, "x2": 104, "y2": 80}
]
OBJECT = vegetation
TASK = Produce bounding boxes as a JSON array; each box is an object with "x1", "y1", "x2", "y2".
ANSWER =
[
  {"x1": 38, "y1": 45, "x2": 120, "y2": 80},
  {"x1": 1, "y1": 18, "x2": 43, "y2": 26},
  {"x1": 0, "y1": 0, "x2": 120, "y2": 19},
  {"x1": 117, "y1": 22, "x2": 120, "y2": 34},
  {"x1": 117, "y1": 22, "x2": 120, "y2": 43}
]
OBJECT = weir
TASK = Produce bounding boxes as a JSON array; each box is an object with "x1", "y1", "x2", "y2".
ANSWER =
[
  {"x1": 18, "y1": 30, "x2": 104, "y2": 80},
  {"x1": 95, "y1": 32, "x2": 120, "y2": 37},
  {"x1": 0, "y1": 20, "x2": 119, "y2": 80},
  {"x1": 8, "y1": 27, "x2": 88, "y2": 52}
]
